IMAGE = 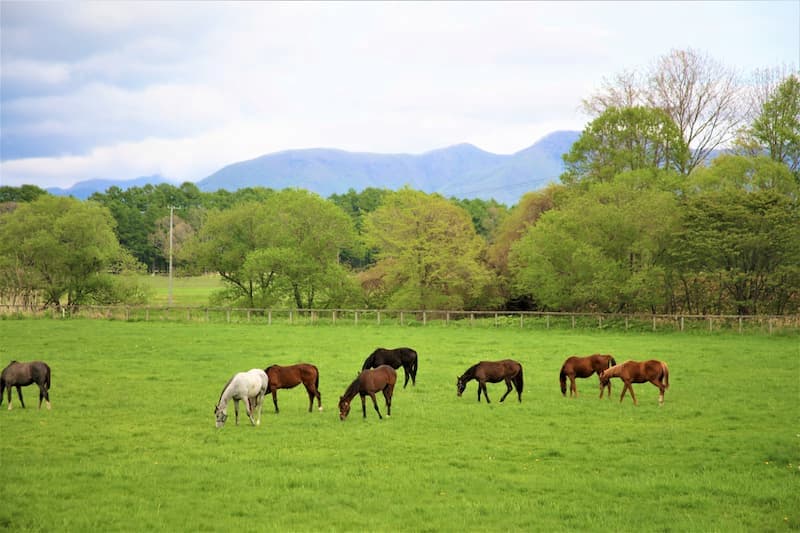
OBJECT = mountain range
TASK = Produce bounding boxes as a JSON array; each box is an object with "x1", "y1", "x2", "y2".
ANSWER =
[{"x1": 47, "y1": 130, "x2": 580, "y2": 205}]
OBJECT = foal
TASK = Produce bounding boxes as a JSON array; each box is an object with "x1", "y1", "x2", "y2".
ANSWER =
[{"x1": 599, "y1": 359, "x2": 670, "y2": 406}]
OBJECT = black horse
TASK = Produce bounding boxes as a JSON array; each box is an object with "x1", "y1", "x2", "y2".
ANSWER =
[
  {"x1": 456, "y1": 359, "x2": 523, "y2": 403},
  {"x1": 1, "y1": 360, "x2": 52, "y2": 410},
  {"x1": 362, "y1": 347, "x2": 418, "y2": 388}
]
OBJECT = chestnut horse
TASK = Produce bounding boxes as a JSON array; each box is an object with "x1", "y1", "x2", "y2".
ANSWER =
[
  {"x1": 338, "y1": 365, "x2": 397, "y2": 420},
  {"x1": 456, "y1": 359, "x2": 523, "y2": 403},
  {"x1": 362, "y1": 347, "x2": 418, "y2": 388},
  {"x1": 264, "y1": 363, "x2": 322, "y2": 413},
  {"x1": 559, "y1": 354, "x2": 617, "y2": 398},
  {"x1": 599, "y1": 359, "x2": 670, "y2": 406},
  {"x1": 1, "y1": 360, "x2": 51, "y2": 410}
]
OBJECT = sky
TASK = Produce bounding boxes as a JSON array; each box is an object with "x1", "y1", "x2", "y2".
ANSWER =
[{"x1": 1, "y1": 1, "x2": 798, "y2": 189}]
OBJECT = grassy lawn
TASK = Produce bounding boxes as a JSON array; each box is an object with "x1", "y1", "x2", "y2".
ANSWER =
[
  {"x1": 140, "y1": 274, "x2": 223, "y2": 306},
  {"x1": 0, "y1": 319, "x2": 797, "y2": 532}
]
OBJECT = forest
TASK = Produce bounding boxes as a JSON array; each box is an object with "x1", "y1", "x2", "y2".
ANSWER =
[{"x1": 1, "y1": 50, "x2": 798, "y2": 315}]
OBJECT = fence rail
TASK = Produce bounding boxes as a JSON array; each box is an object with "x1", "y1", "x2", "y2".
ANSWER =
[{"x1": 1, "y1": 304, "x2": 798, "y2": 334}]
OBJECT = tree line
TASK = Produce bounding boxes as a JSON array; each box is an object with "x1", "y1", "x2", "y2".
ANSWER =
[{"x1": 1, "y1": 49, "x2": 798, "y2": 315}]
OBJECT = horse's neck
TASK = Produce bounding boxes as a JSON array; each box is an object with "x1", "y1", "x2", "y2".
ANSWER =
[
  {"x1": 217, "y1": 381, "x2": 235, "y2": 409},
  {"x1": 343, "y1": 378, "x2": 360, "y2": 401}
]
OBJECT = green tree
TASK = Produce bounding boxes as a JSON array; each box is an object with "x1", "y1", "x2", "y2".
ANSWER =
[
  {"x1": 562, "y1": 107, "x2": 689, "y2": 187},
  {"x1": 362, "y1": 188, "x2": 494, "y2": 310},
  {"x1": 509, "y1": 176, "x2": 679, "y2": 312},
  {"x1": 0, "y1": 184, "x2": 49, "y2": 203},
  {"x1": 183, "y1": 190, "x2": 356, "y2": 308},
  {"x1": 741, "y1": 74, "x2": 800, "y2": 179},
  {"x1": 0, "y1": 196, "x2": 144, "y2": 308}
]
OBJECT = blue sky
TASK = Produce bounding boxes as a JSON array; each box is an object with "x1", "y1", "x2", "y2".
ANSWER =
[{"x1": 1, "y1": 1, "x2": 798, "y2": 189}]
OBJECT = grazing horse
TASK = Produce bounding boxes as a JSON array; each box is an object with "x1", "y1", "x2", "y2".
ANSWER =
[
  {"x1": 599, "y1": 359, "x2": 670, "y2": 406},
  {"x1": 338, "y1": 365, "x2": 396, "y2": 420},
  {"x1": 264, "y1": 363, "x2": 322, "y2": 413},
  {"x1": 559, "y1": 354, "x2": 617, "y2": 398},
  {"x1": 456, "y1": 359, "x2": 523, "y2": 403},
  {"x1": 1, "y1": 360, "x2": 51, "y2": 410},
  {"x1": 214, "y1": 369, "x2": 269, "y2": 428},
  {"x1": 362, "y1": 347, "x2": 418, "y2": 388}
]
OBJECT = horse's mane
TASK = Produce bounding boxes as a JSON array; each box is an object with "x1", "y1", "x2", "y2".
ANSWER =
[
  {"x1": 217, "y1": 375, "x2": 235, "y2": 405},
  {"x1": 460, "y1": 363, "x2": 480, "y2": 380},
  {"x1": 342, "y1": 375, "x2": 361, "y2": 400}
]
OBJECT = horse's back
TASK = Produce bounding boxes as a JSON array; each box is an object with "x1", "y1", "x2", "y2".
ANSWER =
[{"x1": 241, "y1": 368, "x2": 269, "y2": 395}]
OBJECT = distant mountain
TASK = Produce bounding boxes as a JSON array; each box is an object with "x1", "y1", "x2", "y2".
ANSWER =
[
  {"x1": 47, "y1": 175, "x2": 174, "y2": 199},
  {"x1": 197, "y1": 131, "x2": 581, "y2": 205}
]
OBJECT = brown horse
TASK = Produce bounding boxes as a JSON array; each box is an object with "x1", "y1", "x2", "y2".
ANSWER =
[
  {"x1": 264, "y1": 363, "x2": 322, "y2": 413},
  {"x1": 1, "y1": 360, "x2": 51, "y2": 410},
  {"x1": 456, "y1": 359, "x2": 523, "y2": 403},
  {"x1": 559, "y1": 354, "x2": 617, "y2": 398},
  {"x1": 599, "y1": 359, "x2": 670, "y2": 406},
  {"x1": 338, "y1": 365, "x2": 397, "y2": 420}
]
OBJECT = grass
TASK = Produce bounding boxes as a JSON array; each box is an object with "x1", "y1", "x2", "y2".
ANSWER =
[
  {"x1": 139, "y1": 274, "x2": 223, "y2": 306},
  {"x1": 0, "y1": 319, "x2": 798, "y2": 532}
]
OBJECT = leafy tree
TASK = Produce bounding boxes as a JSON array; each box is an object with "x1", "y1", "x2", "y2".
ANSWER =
[
  {"x1": 670, "y1": 156, "x2": 800, "y2": 314},
  {"x1": 449, "y1": 197, "x2": 509, "y2": 240},
  {"x1": 509, "y1": 176, "x2": 679, "y2": 312},
  {"x1": 328, "y1": 187, "x2": 390, "y2": 268},
  {"x1": 738, "y1": 74, "x2": 800, "y2": 179},
  {"x1": 0, "y1": 185, "x2": 49, "y2": 203},
  {"x1": 0, "y1": 196, "x2": 144, "y2": 308},
  {"x1": 562, "y1": 107, "x2": 689, "y2": 186},
  {"x1": 362, "y1": 188, "x2": 495, "y2": 310},
  {"x1": 183, "y1": 190, "x2": 356, "y2": 308}
]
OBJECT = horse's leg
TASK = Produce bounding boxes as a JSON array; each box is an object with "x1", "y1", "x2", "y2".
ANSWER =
[
  {"x1": 403, "y1": 367, "x2": 410, "y2": 389},
  {"x1": 16, "y1": 386, "x2": 25, "y2": 408},
  {"x1": 627, "y1": 383, "x2": 638, "y2": 406},
  {"x1": 500, "y1": 379, "x2": 512, "y2": 402},
  {"x1": 382, "y1": 386, "x2": 392, "y2": 417},
  {"x1": 619, "y1": 383, "x2": 628, "y2": 403},
  {"x1": 652, "y1": 380, "x2": 665, "y2": 406},
  {"x1": 360, "y1": 394, "x2": 368, "y2": 418},
  {"x1": 271, "y1": 389, "x2": 280, "y2": 414},
  {"x1": 254, "y1": 394, "x2": 263, "y2": 425},
  {"x1": 245, "y1": 397, "x2": 256, "y2": 425},
  {"x1": 570, "y1": 376, "x2": 578, "y2": 398},
  {"x1": 305, "y1": 385, "x2": 314, "y2": 412},
  {"x1": 481, "y1": 382, "x2": 491, "y2": 403},
  {"x1": 233, "y1": 399, "x2": 240, "y2": 425},
  {"x1": 368, "y1": 392, "x2": 382, "y2": 419}
]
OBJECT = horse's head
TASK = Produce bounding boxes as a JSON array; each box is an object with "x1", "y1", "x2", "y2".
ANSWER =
[
  {"x1": 456, "y1": 376, "x2": 467, "y2": 397},
  {"x1": 214, "y1": 404, "x2": 228, "y2": 428},
  {"x1": 598, "y1": 370, "x2": 610, "y2": 387},
  {"x1": 338, "y1": 396, "x2": 351, "y2": 421}
]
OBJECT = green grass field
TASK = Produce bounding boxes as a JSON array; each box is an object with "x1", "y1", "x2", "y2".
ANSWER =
[
  {"x1": 140, "y1": 274, "x2": 224, "y2": 306},
  {"x1": 1, "y1": 319, "x2": 798, "y2": 532}
]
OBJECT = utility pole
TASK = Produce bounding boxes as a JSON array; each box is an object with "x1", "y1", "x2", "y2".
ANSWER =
[{"x1": 168, "y1": 205, "x2": 175, "y2": 307}]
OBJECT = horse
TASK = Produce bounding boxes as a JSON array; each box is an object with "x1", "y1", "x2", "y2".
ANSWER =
[
  {"x1": 559, "y1": 354, "x2": 617, "y2": 398},
  {"x1": 264, "y1": 363, "x2": 322, "y2": 413},
  {"x1": 456, "y1": 359, "x2": 523, "y2": 403},
  {"x1": 1, "y1": 360, "x2": 51, "y2": 410},
  {"x1": 338, "y1": 365, "x2": 397, "y2": 420},
  {"x1": 599, "y1": 359, "x2": 670, "y2": 406},
  {"x1": 361, "y1": 347, "x2": 418, "y2": 388},
  {"x1": 214, "y1": 369, "x2": 269, "y2": 428}
]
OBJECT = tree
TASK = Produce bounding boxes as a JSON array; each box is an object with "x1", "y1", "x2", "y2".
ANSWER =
[
  {"x1": 362, "y1": 188, "x2": 494, "y2": 310},
  {"x1": 183, "y1": 190, "x2": 357, "y2": 308},
  {"x1": 741, "y1": 74, "x2": 800, "y2": 178},
  {"x1": 561, "y1": 107, "x2": 689, "y2": 186},
  {"x1": 0, "y1": 196, "x2": 144, "y2": 308},
  {"x1": 583, "y1": 48, "x2": 743, "y2": 173},
  {"x1": 509, "y1": 176, "x2": 679, "y2": 312}
]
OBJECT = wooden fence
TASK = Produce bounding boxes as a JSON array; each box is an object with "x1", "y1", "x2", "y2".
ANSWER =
[{"x1": 1, "y1": 304, "x2": 798, "y2": 334}]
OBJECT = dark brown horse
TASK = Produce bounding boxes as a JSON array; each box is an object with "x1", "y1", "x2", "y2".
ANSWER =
[
  {"x1": 456, "y1": 359, "x2": 523, "y2": 403},
  {"x1": 264, "y1": 363, "x2": 322, "y2": 413},
  {"x1": 338, "y1": 365, "x2": 397, "y2": 420},
  {"x1": 599, "y1": 359, "x2": 670, "y2": 406},
  {"x1": 1, "y1": 360, "x2": 51, "y2": 410},
  {"x1": 362, "y1": 347, "x2": 418, "y2": 388},
  {"x1": 559, "y1": 354, "x2": 617, "y2": 398}
]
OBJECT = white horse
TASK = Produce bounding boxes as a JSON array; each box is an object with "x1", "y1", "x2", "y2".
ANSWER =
[{"x1": 214, "y1": 369, "x2": 269, "y2": 428}]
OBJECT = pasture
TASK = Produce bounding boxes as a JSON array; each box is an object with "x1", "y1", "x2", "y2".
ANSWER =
[{"x1": 0, "y1": 319, "x2": 798, "y2": 532}]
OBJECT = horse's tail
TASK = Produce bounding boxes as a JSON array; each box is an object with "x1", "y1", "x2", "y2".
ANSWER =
[
  {"x1": 608, "y1": 356, "x2": 617, "y2": 368},
  {"x1": 411, "y1": 351, "x2": 418, "y2": 378},
  {"x1": 515, "y1": 366, "x2": 524, "y2": 395},
  {"x1": 661, "y1": 361, "x2": 670, "y2": 389},
  {"x1": 45, "y1": 365, "x2": 51, "y2": 390},
  {"x1": 559, "y1": 365, "x2": 567, "y2": 395},
  {"x1": 0, "y1": 377, "x2": 4, "y2": 405}
]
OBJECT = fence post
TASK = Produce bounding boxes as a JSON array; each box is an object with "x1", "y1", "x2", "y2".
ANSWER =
[
  {"x1": 377, "y1": 311, "x2": 380, "y2": 326},
  {"x1": 708, "y1": 316, "x2": 713, "y2": 332},
  {"x1": 738, "y1": 316, "x2": 742, "y2": 334},
  {"x1": 423, "y1": 311, "x2": 427, "y2": 326},
  {"x1": 571, "y1": 315, "x2": 575, "y2": 329},
  {"x1": 652, "y1": 316, "x2": 656, "y2": 332},
  {"x1": 680, "y1": 316, "x2": 684, "y2": 332},
  {"x1": 546, "y1": 314, "x2": 550, "y2": 329},
  {"x1": 355, "y1": 311, "x2": 358, "y2": 326},
  {"x1": 400, "y1": 311, "x2": 404, "y2": 326}
]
